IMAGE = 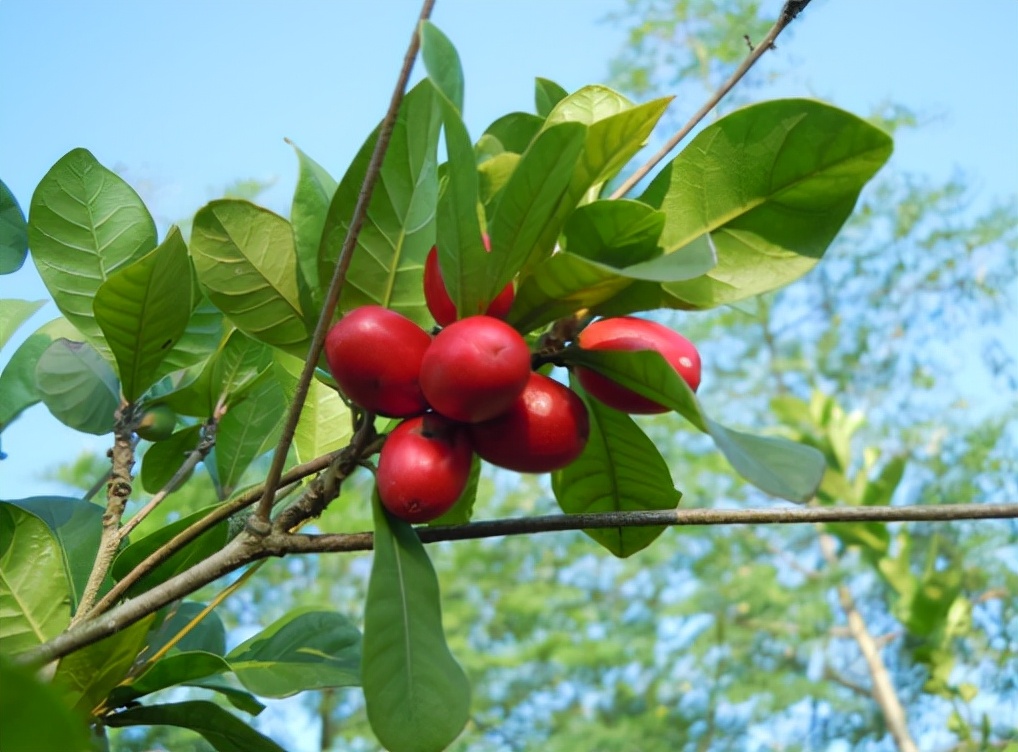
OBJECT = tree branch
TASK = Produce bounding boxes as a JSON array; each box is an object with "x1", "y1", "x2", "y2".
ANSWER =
[
  {"x1": 251, "y1": 0, "x2": 437, "y2": 528},
  {"x1": 610, "y1": 0, "x2": 813, "y2": 200}
]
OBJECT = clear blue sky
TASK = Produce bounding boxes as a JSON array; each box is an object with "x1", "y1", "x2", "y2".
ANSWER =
[{"x1": 2, "y1": 0, "x2": 1016, "y2": 493}]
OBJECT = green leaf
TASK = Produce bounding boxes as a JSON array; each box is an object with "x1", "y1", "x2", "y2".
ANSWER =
[
  {"x1": 552, "y1": 385, "x2": 681, "y2": 557},
  {"x1": 0, "y1": 317, "x2": 80, "y2": 431},
  {"x1": 215, "y1": 368, "x2": 287, "y2": 493},
  {"x1": 274, "y1": 353, "x2": 352, "y2": 464},
  {"x1": 186, "y1": 679, "x2": 265, "y2": 715},
  {"x1": 563, "y1": 199, "x2": 666, "y2": 266},
  {"x1": 0, "y1": 656, "x2": 91, "y2": 752},
  {"x1": 105, "y1": 700, "x2": 286, "y2": 752},
  {"x1": 487, "y1": 122, "x2": 587, "y2": 295},
  {"x1": 0, "y1": 299, "x2": 44, "y2": 350},
  {"x1": 111, "y1": 505, "x2": 228, "y2": 597},
  {"x1": 147, "y1": 601, "x2": 227, "y2": 657},
  {"x1": 0, "y1": 504, "x2": 71, "y2": 657},
  {"x1": 190, "y1": 200, "x2": 310, "y2": 356},
  {"x1": 35, "y1": 337, "x2": 120, "y2": 435},
  {"x1": 289, "y1": 142, "x2": 337, "y2": 314},
  {"x1": 226, "y1": 608, "x2": 361, "y2": 698},
  {"x1": 642, "y1": 98, "x2": 894, "y2": 307},
  {"x1": 535, "y1": 77, "x2": 569, "y2": 117},
  {"x1": 420, "y1": 21, "x2": 464, "y2": 114},
  {"x1": 319, "y1": 81, "x2": 441, "y2": 327},
  {"x1": 2, "y1": 497, "x2": 105, "y2": 613},
  {"x1": 52, "y1": 613, "x2": 155, "y2": 715},
  {"x1": 28, "y1": 148, "x2": 157, "y2": 359},
  {"x1": 824, "y1": 521, "x2": 891, "y2": 556},
  {"x1": 93, "y1": 226, "x2": 193, "y2": 401},
  {"x1": 108, "y1": 650, "x2": 231, "y2": 707},
  {"x1": 863, "y1": 455, "x2": 906, "y2": 506},
  {"x1": 478, "y1": 152, "x2": 520, "y2": 216},
  {"x1": 154, "y1": 288, "x2": 225, "y2": 382},
  {"x1": 140, "y1": 425, "x2": 203, "y2": 494},
  {"x1": 363, "y1": 497, "x2": 471, "y2": 752},
  {"x1": 482, "y1": 112, "x2": 545, "y2": 156},
  {"x1": 428, "y1": 454, "x2": 481, "y2": 527},
  {"x1": 0, "y1": 180, "x2": 29, "y2": 275},
  {"x1": 563, "y1": 348, "x2": 825, "y2": 502}
]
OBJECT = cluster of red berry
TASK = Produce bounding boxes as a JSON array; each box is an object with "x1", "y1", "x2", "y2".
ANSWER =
[{"x1": 324, "y1": 243, "x2": 701, "y2": 524}]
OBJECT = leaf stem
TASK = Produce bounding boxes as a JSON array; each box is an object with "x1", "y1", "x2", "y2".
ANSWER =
[{"x1": 609, "y1": 0, "x2": 813, "y2": 200}]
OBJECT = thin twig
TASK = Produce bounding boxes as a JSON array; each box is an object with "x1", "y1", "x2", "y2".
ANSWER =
[
  {"x1": 251, "y1": 0, "x2": 437, "y2": 529},
  {"x1": 610, "y1": 0, "x2": 813, "y2": 199}
]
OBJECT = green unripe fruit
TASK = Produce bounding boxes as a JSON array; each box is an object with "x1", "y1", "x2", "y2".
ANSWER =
[{"x1": 136, "y1": 404, "x2": 177, "y2": 442}]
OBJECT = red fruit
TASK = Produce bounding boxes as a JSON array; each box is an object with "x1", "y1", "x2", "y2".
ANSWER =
[
  {"x1": 376, "y1": 415, "x2": 474, "y2": 523},
  {"x1": 576, "y1": 317, "x2": 701, "y2": 414},
  {"x1": 423, "y1": 239, "x2": 515, "y2": 326},
  {"x1": 324, "y1": 306, "x2": 431, "y2": 418},
  {"x1": 419, "y1": 316, "x2": 531, "y2": 423},
  {"x1": 470, "y1": 372, "x2": 589, "y2": 473}
]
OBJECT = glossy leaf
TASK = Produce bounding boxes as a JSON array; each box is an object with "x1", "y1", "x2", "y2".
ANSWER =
[
  {"x1": 552, "y1": 385, "x2": 681, "y2": 557},
  {"x1": 563, "y1": 348, "x2": 825, "y2": 502},
  {"x1": 0, "y1": 504, "x2": 71, "y2": 657},
  {"x1": 487, "y1": 122, "x2": 586, "y2": 297},
  {"x1": 147, "y1": 601, "x2": 227, "y2": 657},
  {"x1": 563, "y1": 199, "x2": 665, "y2": 266},
  {"x1": 420, "y1": 21, "x2": 464, "y2": 113},
  {"x1": 105, "y1": 700, "x2": 285, "y2": 752},
  {"x1": 93, "y1": 226, "x2": 192, "y2": 401},
  {"x1": 3, "y1": 497, "x2": 104, "y2": 613},
  {"x1": 482, "y1": 112, "x2": 544, "y2": 156},
  {"x1": 215, "y1": 369, "x2": 287, "y2": 493},
  {"x1": 535, "y1": 77, "x2": 569, "y2": 117},
  {"x1": 35, "y1": 338, "x2": 119, "y2": 435},
  {"x1": 190, "y1": 200, "x2": 310, "y2": 356},
  {"x1": 0, "y1": 180, "x2": 29, "y2": 275},
  {"x1": 109, "y1": 650, "x2": 231, "y2": 706},
  {"x1": 275, "y1": 353, "x2": 352, "y2": 464},
  {"x1": 52, "y1": 613, "x2": 155, "y2": 715},
  {"x1": 478, "y1": 152, "x2": 520, "y2": 215},
  {"x1": 226, "y1": 608, "x2": 361, "y2": 698},
  {"x1": 0, "y1": 317, "x2": 80, "y2": 430},
  {"x1": 319, "y1": 82, "x2": 441, "y2": 327},
  {"x1": 0, "y1": 657, "x2": 91, "y2": 752},
  {"x1": 28, "y1": 148, "x2": 157, "y2": 359},
  {"x1": 154, "y1": 288, "x2": 224, "y2": 381},
  {"x1": 111, "y1": 505, "x2": 228, "y2": 597},
  {"x1": 642, "y1": 98, "x2": 894, "y2": 307},
  {"x1": 289, "y1": 142, "x2": 337, "y2": 313},
  {"x1": 363, "y1": 497, "x2": 471, "y2": 752},
  {"x1": 140, "y1": 425, "x2": 203, "y2": 494},
  {"x1": 0, "y1": 299, "x2": 44, "y2": 350}
]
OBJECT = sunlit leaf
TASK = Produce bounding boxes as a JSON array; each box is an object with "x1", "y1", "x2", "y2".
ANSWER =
[
  {"x1": 421, "y1": 21, "x2": 464, "y2": 113},
  {"x1": 274, "y1": 353, "x2": 352, "y2": 464},
  {"x1": 535, "y1": 77, "x2": 569, "y2": 117},
  {"x1": 0, "y1": 657, "x2": 91, "y2": 752},
  {"x1": 215, "y1": 369, "x2": 287, "y2": 493},
  {"x1": 0, "y1": 299, "x2": 44, "y2": 350},
  {"x1": 35, "y1": 338, "x2": 119, "y2": 435},
  {"x1": 0, "y1": 180, "x2": 29, "y2": 275},
  {"x1": 289, "y1": 142, "x2": 337, "y2": 314}
]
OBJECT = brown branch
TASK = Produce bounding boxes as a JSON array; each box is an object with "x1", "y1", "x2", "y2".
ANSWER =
[
  {"x1": 251, "y1": 0, "x2": 437, "y2": 528},
  {"x1": 72, "y1": 409, "x2": 136, "y2": 624},
  {"x1": 610, "y1": 0, "x2": 813, "y2": 200}
]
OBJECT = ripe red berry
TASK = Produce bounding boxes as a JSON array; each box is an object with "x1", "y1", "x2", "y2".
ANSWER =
[
  {"x1": 470, "y1": 372, "x2": 590, "y2": 473},
  {"x1": 575, "y1": 317, "x2": 701, "y2": 414},
  {"x1": 376, "y1": 414, "x2": 474, "y2": 523},
  {"x1": 423, "y1": 239, "x2": 515, "y2": 326},
  {"x1": 324, "y1": 306, "x2": 431, "y2": 418},
  {"x1": 419, "y1": 316, "x2": 531, "y2": 423}
]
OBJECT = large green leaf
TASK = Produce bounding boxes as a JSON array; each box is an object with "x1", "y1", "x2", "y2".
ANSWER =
[
  {"x1": 105, "y1": 700, "x2": 285, "y2": 752},
  {"x1": 140, "y1": 424, "x2": 203, "y2": 494},
  {"x1": 552, "y1": 385, "x2": 681, "y2": 557},
  {"x1": 319, "y1": 82, "x2": 441, "y2": 327},
  {"x1": 186, "y1": 679, "x2": 265, "y2": 716},
  {"x1": 0, "y1": 299, "x2": 44, "y2": 350},
  {"x1": 111, "y1": 505, "x2": 228, "y2": 597},
  {"x1": 563, "y1": 348, "x2": 825, "y2": 502},
  {"x1": 0, "y1": 180, "x2": 29, "y2": 275},
  {"x1": 108, "y1": 650, "x2": 231, "y2": 707},
  {"x1": 487, "y1": 122, "x2": 587, "y2": 297},
  {"x1": 641, "y1": 98, "x2": 893, "y2": 307},
  {"x1": 215, "y1": 368, "x2": 287, "y2": 493},
  {"x1": 154, "y1": 287, "x2": 224, "y2": 381},
  {"x1": 535, "y1": 77, "x2": 569, "y2": 118},
  {"x1": 0, "y1": 504, "x2": 71, "y2": 657},
  {"x1": 0, "y1": 657, "x2": 91, "y2": 752},
  {"x1": 190, "y1": 200, "x2": 310, "y2": 356},
  {"x1": 481, "y1": 112, "x2": 545, "y2": 156},
  {"x1": 363, "y1": 497, "x2": 471, "y2": 752},
  {"x1": 35, "y1": 337, "x2": 120, "y2": 435},
  {"x1": 289, "y1": 143, "x2": 337, "y2": 314},
  {"x1": 226, "y1": 608, "x2": 361, "y2": 698},
  {"x1": 28, "y1": 148, "x2": 157, "y2": 359},
  {"x1": 0, "y1": 317, "x2": 81, "y2": 431},
  {"x1": 274, "y1": 353, "x2": 352, "y2": 464},
  {"x1": 420, "y1": 21, "x2": 464, "y2": 114},
  {"x1": 563, "y1": 199, "x2": 665, "y2": 265},
  {"x1": 93, "y1": 226, "x2": 193, "y2": 401},
  {"x1": 52, "y1": 613, "x2": 155, "y2": 715},
  {"x1": 2, "y1": 497, "x2": 105, "y2": 613},
  {"x1": 147, "y1": 601, "x2": 227, "y2": 657}
]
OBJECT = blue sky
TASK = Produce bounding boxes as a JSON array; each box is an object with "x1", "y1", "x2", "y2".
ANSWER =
[{"x1": 2, "y1": 0, "x2": 1016, "y2": 496}]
